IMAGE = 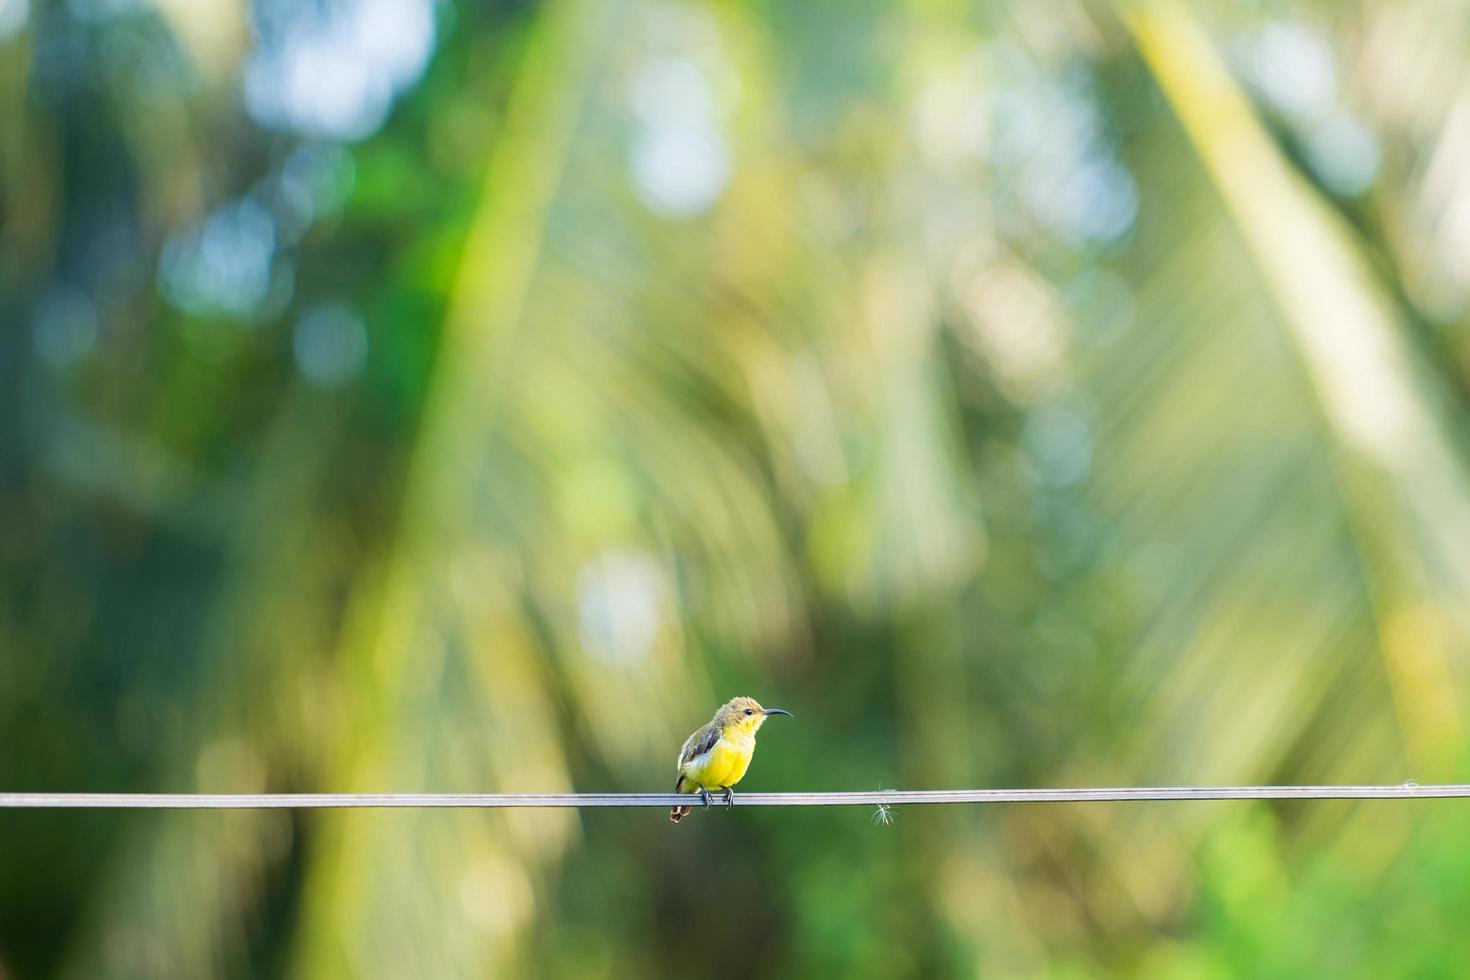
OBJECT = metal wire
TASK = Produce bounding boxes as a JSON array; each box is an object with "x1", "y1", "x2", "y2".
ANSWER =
[{"x1": 1, "y1": 785, "x2": 1464, "y2": 809}]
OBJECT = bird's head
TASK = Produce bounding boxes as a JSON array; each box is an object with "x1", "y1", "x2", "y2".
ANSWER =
[{"x1": 720, "y1": 696, "x2": 793, "y2": 735}]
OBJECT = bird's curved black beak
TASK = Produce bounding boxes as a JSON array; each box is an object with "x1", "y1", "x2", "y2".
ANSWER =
[{"x1": 762, "y1": 708, "x2": 793, "y2": 717}]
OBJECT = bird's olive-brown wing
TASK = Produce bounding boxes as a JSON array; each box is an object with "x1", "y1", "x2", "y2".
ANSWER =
[{"x1": 676, "y1": 721, "x2": 720, "y2": 770}]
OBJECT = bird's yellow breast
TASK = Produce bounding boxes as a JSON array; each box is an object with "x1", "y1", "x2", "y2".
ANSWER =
[{"x1": 682, "y1": 735, "x2": 755, "y2": 791}]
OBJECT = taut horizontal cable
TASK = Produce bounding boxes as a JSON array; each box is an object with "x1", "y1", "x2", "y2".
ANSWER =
[{"x1": 0, "y1": 785, "x2": 1465, "y2": 809}]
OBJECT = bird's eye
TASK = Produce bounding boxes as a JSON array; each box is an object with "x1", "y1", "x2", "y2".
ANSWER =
[{"x1": 744, "y1": 708, "x2": 755, "y2": 715}]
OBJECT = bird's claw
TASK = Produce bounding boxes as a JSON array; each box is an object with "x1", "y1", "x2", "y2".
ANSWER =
[
  {"x1": 698, "y1": 787, "x2": 713, "y2": 811},
  {"x1": 721, "y1": 786, "x2": 735, "y2": 808}
]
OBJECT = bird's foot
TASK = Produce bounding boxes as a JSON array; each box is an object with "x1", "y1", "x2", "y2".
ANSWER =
[
  {"x1": 721, "y1": 786, "x2": 736, "y2": 808},
  {"x1": 698, "y1": 787, "x2": 713, "y2": 811}
]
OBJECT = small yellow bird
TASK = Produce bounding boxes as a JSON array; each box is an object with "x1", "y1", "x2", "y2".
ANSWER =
[{"x1": 670, "y1": 696, "x2": 792, "y2": 822}]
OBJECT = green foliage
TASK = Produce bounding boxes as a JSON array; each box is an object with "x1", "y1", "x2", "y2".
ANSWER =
[{"x1": 3, "y1": 0, "x2": 1470, "y2": 976}]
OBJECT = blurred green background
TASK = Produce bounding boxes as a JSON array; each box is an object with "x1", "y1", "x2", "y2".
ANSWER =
[{"x1": 5, "y1": 0, "x2": 1470, "y2": 975}]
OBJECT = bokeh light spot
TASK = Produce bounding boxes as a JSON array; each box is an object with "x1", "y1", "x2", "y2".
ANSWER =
[
  {"x1": 1022, "y1": 400, "x2": 1094, "y2": 488},
  {"x1": 1236, "y1": 22, "x2": 1337, "y2": 122},
  {"x1": 244, "y1": 0, "x2": 435, "y2": 141},
  {"x1": 293, "y1": 302, "x2": 368, "y2": 387},
  {"x1": 630, "y1": 125, "x2": 730, "y2": 217},
  {"x1": 627, "y1": 56, "x2": 731, "y2": 217},
  {"x1": 32, "y1": 287, "x2": 99, "y2": 368},
  {"x1": 159, "y1": 199, "x2": 278, "y2": 319},
  {"x1": 576, "y1": 551, "x2": 667, "y2": 665},
  {"x1": 0, "y1": 0, "x2": 28, "y2": 42},
  {"x1": 1305, "y1": 111, "x2": 1380, "y2": 197}
]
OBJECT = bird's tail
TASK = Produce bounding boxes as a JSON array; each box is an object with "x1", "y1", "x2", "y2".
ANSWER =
[{"x1": 670, "y1": 775, "x2": 692, "y2": 823}]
